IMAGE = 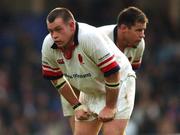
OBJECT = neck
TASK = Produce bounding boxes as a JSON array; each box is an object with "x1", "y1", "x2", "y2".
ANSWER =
[
  {"x1": 59, "y1": 36, "x2": 74, "y2": 51},
  {"x1": 116, "y1": 36, "x2": 127, "y2": 52}
]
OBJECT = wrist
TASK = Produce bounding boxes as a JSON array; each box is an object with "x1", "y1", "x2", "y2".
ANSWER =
[
  {"x1": 73, "y1": 103, "x2": 88, "y2": 112},
  {"x1": 106, "y1": 104, "x2": 117, "y2": 109},
  {"x1": 72, "y1": 102, "x2": 82, "y2": 110}
]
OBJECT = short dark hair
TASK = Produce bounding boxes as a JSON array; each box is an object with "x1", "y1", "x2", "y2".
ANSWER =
[
  {"x1": 117, "y1": 6, "x2": 148, "y2": 28},
  {"x1": 46, "y1": 7, "x2": 74, "y2": 23}
]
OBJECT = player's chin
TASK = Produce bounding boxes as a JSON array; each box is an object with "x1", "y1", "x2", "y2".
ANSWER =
[
  {"x1": 128, "y1": 44, "x2": 138, "y2": 48},
  {"x1": 132, "y1": 41, "x2": 140, "y2": 48},
  {"x1": 136, "y1": 39, "x2": 141, "y2": 44},
  {"x1": 56, "y1": 43, "x2": 65, "y2": 48}
]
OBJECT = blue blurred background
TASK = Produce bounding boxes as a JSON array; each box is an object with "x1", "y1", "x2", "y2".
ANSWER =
[{"x1": 0, "y1": 0, "x2": 179, "y2": 134}]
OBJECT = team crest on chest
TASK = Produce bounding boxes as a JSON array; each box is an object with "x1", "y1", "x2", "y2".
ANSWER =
[
  {"x1": 57, "y1": 59, "x2": 64, "y2": 64},
  {"x1": 78, "y1": 54, "x2": 84, "y2": 64}
]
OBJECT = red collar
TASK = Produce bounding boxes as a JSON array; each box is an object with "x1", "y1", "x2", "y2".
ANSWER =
[{"x1": 59, "y1": 43, "x2": 76, "y2": 59}]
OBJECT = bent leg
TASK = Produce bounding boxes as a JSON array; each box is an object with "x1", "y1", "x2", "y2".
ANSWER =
[
  {"x1": 74, "y1": 119, "x2": 102, "y2": 135},
  {"x1": 68, "y1": 116, "x2": 75, "y2": 133},
  {"x1": 102, "y1": 119, "x2": 128, "y2": 135}
]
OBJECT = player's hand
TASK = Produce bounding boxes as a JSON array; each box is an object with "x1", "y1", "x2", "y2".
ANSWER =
[
  {"x1": 98, "y1": 106, "x2": 117, "y2": 122},
  {"x1": 74, "y1": 104, "x2": 91, "y2": 120}
]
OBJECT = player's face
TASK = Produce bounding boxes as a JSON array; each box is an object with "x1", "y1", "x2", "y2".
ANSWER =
[
  {"x1": 125, "y1": 22, "x2": 146, "y2": 48},
  {"x1": 47, "y1": 17, "x2": 75, "y2": 48}
]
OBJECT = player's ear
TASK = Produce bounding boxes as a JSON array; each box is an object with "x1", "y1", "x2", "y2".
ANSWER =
[
  {"x1": 119, "y1": 24, "x2": 129, "y2": 33},
  {"x1": 69, "y1": 20, "x2": 75, "y2": 31},
  {"x1": 120, "y1": 24, "x2": 128, "y2": 30}
]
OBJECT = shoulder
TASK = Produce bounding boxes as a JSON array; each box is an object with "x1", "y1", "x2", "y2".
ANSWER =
[
  {"x1": 42, "y1": 34, "x2": 54, "y2": 46},
  {"x1": 77, "y1": 23, "x2": 115, "y2": 53},
  {"x1": 78, "y1": 23, "x2": 98, "y2": 36},
  {"x1": 97, "y1": 25, "x2": 116, "y2": 41},
  {"x1": 136, "y1": 38, "x2": 145, "y2": 51},
  {"x1": 78, "y1": 23, "x2": 104, "y2": 43},
  {"x1": 97, "y1": 24, "x2": 116, "y2": 32},
  {"x1": 41, "y1": 34, "x2": 54, "y2": 54},
  {"x1": 138, "y1": 38, "x2": 145, "y2": 48}
]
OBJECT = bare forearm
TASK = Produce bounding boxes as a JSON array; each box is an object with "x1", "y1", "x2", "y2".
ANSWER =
[
  {"x1": 71, "y1": 85, "x2": 80, "y2": 98},
  {"x1": 58, "y1": 83, "x2": 80, "y2": 106},
  {"x1": 105, "y1": 71, "x2": 120, "y2": 108},
  {"x1": 106, "y1": 87, "x2": 119, "y2": 108},
  {"x1": 51, "y1": 78, "x2": 80, "y2": 106}
]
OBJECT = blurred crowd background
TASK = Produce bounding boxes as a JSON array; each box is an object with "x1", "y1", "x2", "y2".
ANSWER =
[{"x1": 0, "y1": 0, "x2": 180, "y2": 135}]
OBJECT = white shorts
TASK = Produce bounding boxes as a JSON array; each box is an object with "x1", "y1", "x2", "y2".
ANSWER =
[
  {"x1": 60, "y1": 95, "x2": 74, "y2": 116},
  {"x1": 60, "y1": 75, "x2": 136, "y2": 120}
]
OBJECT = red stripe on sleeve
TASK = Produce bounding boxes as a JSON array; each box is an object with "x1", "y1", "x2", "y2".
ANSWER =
[
  {"x1": 97, "y1": 55, "x2": 114, "y2": 67},
  {"x1": 42, "y1": 65, "x2": 60, "y2": 71},
  {"x1": 42, "y1": 70, "x2": 63, "y2": 77},
  {"x1": 101, "y1": 61, "x2": 119, "y2": 72}
]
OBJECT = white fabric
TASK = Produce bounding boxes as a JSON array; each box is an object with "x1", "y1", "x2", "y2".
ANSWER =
[
  {"x1": 97, "y1": 25, "x2": 145, "y2": 64},
  {"x1": 41, "y1": 22, "x2": 136, "y2": 119}
]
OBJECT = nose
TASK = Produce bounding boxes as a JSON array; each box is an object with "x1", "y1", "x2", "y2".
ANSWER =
[
  {"x1": 51, "y1": 31, "x2": 58, "y2": 40},
  {"x1": 140, "y1": 31, "x2": 145, "y2": 38}
]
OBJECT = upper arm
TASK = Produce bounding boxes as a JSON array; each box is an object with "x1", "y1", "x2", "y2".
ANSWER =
[
  {"x1": 81, "y1": 31, "x2": 120, "y2": 77},
  {"x1": 41, "y1": 36, "x2": 63, "y2": 80}
]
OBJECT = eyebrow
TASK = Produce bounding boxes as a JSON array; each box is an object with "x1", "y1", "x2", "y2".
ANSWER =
[{"x1": 48, "y1": 26, "x2": 61, "y2": 31}]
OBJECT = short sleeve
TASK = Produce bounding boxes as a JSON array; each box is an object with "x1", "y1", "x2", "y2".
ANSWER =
[
  {"x1": 41, "y1": 35, "x2": 63, "y2": 80},
  {"x1": 80, "y1": 30, "x2": 120, "y2": 77}
]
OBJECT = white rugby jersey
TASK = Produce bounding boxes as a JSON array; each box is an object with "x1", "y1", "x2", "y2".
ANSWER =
[
  {"x1": 98, "y1": 25, "x2": 145, "y2": 69},
  {"x1": 42, "y1": 22, "x2": 135, "y2": 95}
]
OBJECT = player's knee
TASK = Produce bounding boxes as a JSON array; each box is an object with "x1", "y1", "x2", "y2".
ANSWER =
[
  {"x1": 74, "y1": 130, "x2": 83, "y2": 135},
  {"x1": 103, "y1": 128, "x2": 125, "y2": 135},
  {"x1": 102, "y1": 119, "x2": 127, "y2": 135},
  {"x1": 74, "y1": 130, "x2": 97, "y2": 135},
  {"x1": 74, "y1": 125, "x2": 99, "y2": 135}
]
